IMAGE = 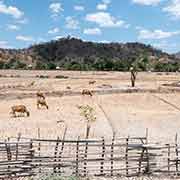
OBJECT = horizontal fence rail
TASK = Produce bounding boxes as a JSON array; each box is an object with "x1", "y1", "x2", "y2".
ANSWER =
[{"x1": 0, "y1": 135, "x2": 180, "y2": 179}]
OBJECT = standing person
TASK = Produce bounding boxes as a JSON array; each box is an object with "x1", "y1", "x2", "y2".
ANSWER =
[{"x1": 130, "y1": 66, "x2": 137, "y2": 87}]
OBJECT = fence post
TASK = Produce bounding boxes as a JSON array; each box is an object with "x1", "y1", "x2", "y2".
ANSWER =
[
  {"x1": 6, "y1": 138, "x2": 12, "y2": 161},
  {"x1": 29, "y1": 139, "x2": 34, "y2": 174},
  {"x1": 15, "y1": 134, "x2": 20, "y2": 161},
  {"x1": 5, "y1": 138, "x2": 11, "y2": 177},
  {"x1": 37, "y1": 128, "x2": 41, "y2": 173},
  {"x1": 100, "y1": 137, "x2": 105, "y2": 175},
  {"x1": 75, "y1": 137, "x2": 80, "y2": 176},
  {"x1": 111, "y1": 134, "x2": 115, "y2": 176},
  {"x1": 138, "y1": 148, "x2": 145, "y2": 175},
  {"x1": 146, "y1": 128, "x2": 148, "y2": 144},
  {"x1": 175, "y1": 133, "x2": 179, "y2": 174},
  {"x1": 53, "y1": 137, "x2": 59, "y2": 173},
  {"x1": 83, "y1": 140, "x2": 88, "y2": 177},
  {"x1": 145, "y1": 128, "x2": 150, "y2": 175},
  {"x1": 167, "y1": 144, "x2": 170, "y2": 175},
  {"x1": 125, "y1": 137, "x2": 129, "y2": 176},
  {"x1": 58, "y1": 127, "x2": 67, "y2": 173}
]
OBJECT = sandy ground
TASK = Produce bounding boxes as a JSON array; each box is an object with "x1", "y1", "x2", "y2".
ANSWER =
[{"x1": 0, "y1": 70, "x2": 180, "y2": 143}]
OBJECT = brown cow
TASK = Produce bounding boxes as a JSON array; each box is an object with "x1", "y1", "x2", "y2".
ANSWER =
[
  {"x1": 82, "y1": 89, "x2": 93, "y2": 96},
  {"x1": 89, "y1": 80, "x2": 96, "y2": 85},
  {"x1": 66, "y1": 86, "x2": 71, "y2": 90},
  {"x1": 37, "y1": 98, "x2": 49, "y2": 109},
  {"x1": 36, "y1": 91, "x2": 45, "y2": 100},
  {"x1": 10, "y1": 105, "x2": 30, "y2": 117}
]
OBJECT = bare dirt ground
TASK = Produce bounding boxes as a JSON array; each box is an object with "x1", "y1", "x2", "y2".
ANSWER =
[{"x1": 0, "y1": 70, "x2": 180, "y2": 143}]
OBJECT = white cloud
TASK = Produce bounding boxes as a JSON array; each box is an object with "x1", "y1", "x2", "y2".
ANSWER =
[
  {"x1": 49, "y1": 2, "x2": 63, "y2": 17},
  {"x1": 16, "y1": 18, "x2": 28, "y2": 24},
  {"x1": 163, "y1": 0, "x2": 180, "y2": 19},
  {"x1": 74, "y1": 5, "x2": 84, "y2": 11},
  {"x1": 85, "y1": 12, "x2": 128, "y2": 28},
  {"x1": 84, "y1": 28, "x2": 102, "y2": 35},
  {"x1": 132, "y1": 0, "x2": 162, "y2": 5},
  {"x1": 135, "y1": 26, "x2": 143, "y2": 30},
  {"x1": 97, "y1": 4, "x2": 108, "y2": 10},
  {"x1": 97, "y1": 0, "x2": 111, "y2": 10},
  {"x1": 65, "y1": 17, "x2": 79, "y2": 29},
  {"x1": 54, "y1": 36, "x2": 63, "y2": 40},
  {"x1": 138, "y1": 29, "x2": 180, "y2": 39},
  {"x1": 102, "y1": 0, "x2": 111, "y2": 4},
  {"x1": 0, "y1": 41, "x2": 12, "y2": 49},
  {"x1": 16, "y1": 35, "x2": 34, "y2": 42},
  {"x1": 48, "y1": 27, "x2": 60, "y2": 34},
  {"x1": 7, "y1": 24, "x2": 20, "y2": 31},
  {"x1": 35, "y1": 38, "x2": 46, "y2": 44},
  {"x1": 100, "y1": 40, "x2": 110, "y2": 43},
  {"x1": 0, "y1": 1, "x2": 24, "y2": 19}
]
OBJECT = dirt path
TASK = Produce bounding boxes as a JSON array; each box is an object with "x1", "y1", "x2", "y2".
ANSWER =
[
  {"x1": 152, "y1": 94, "x2": 180, "y2": 112},
  {"x1": 94, "y1": 101, "x2": 115, "y2": 135}
]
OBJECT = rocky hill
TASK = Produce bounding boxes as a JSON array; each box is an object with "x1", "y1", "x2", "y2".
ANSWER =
[{"x1": 0, "y1": 37, "x2": 179, "y2": 71}]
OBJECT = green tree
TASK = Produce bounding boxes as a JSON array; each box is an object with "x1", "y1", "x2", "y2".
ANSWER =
[
  {"x1": 14, "y1": 60, "x2": 26, "y2": 69},
  {"x1": 0, "y1": 61, "x2": 5, "y2": 69},
  {"x1": 35, "y1": 62, "x2": 46, "y2": 70},
  {"x1": 46, "y1": 62, "x2": 56, "y2": 70}
]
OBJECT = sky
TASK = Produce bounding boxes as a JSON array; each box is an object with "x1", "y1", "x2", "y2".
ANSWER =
[{"x1": 0, "y1": 0, "x2": 180, "y2": 53}]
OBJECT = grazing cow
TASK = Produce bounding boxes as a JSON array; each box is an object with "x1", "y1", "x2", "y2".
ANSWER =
[
  {"x1": 36, "y1": 91, "x2": 45, "y2": 100},
  {"x1": 82, "y1": 89, "x2": 93, "y2": 96},
  {"x1": 89, "y1": 80, "x2": 96, "y2": 85},
  {"x1": 66, "y1": 86, "x2": 71, "y2": 90},
  {"x1": 37, "y1": 98, "x2": 49, "y2": 109},
  {"x1": 10, "y1": 105, "x2": 30, "y2": 117}
]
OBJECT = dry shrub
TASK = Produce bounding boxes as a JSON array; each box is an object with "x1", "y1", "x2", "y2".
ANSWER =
[
  {"x1": 55, "y1": 75, "x2": 68, "y2": 79},
  {"x1": 0, "y1": 74, "x2": 7, "y2": 78},
  {"x1": 28, "y1": 81, "x2": 35, "y2": 87},
  {"x1": 78, "y1": 105, "x2": 96, "y2": 138},
  {"x1": 36, "y1": 75, "x2": 49, "y2": 78},
  {"x1": 10, "y1": 75, "x2": 21, "y2": 78}
]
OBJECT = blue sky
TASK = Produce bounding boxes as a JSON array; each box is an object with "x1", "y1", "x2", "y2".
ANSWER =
[{"x1": 0, "y1": 0, "x2": 180, "y2": 53}]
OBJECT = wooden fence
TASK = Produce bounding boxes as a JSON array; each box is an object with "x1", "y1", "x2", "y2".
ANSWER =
[{"x1": 0, "y1": 135, "x2": 180, "y2": 179}]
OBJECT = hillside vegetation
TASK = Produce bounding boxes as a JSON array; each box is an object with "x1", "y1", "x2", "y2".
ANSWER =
[{"x1": 0, "y1": 36, "x2": 179, "y2": 71}]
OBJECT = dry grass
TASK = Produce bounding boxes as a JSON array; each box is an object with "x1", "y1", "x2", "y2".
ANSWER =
[{"x1": 0, "y1": 70, "x2": 180, "y2": 143}]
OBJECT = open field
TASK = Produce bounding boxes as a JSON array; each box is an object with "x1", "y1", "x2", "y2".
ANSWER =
[{"x1": 0, "y1": 70, "x2": 180, "y2": 143}]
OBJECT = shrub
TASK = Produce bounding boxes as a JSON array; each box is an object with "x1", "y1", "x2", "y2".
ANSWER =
[
  {"x1": 154, "y1": 62, "x2": 180, "y2": 72},
  {"x1": 46, "y1": 62, "x2": 56, "y2": 70},
  {"x1": 0, "y1": 61, "x2": 5, "y2": 69},
  {"x1": 55, "y1": 75, "x2": 68, "y2": 79},
  {"x1": 35, "y1": 62, "x2": 47, "y2": 70},
  {"x1": 36, "y1": 75, "x2": 49, "y2": 78},
  {"x1": 14, "y1": 60, "x2": 26, "y2": 69}
]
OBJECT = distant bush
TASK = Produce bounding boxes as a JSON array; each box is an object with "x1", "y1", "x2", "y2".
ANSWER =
[
  {"x1": 0, "y1": 74, "x2": 7, "y2": 78},
  {"x1": 36, "y1": 75, "x2": 49, "y2": 78},
  {"x1": 10, "y1": 75, "x2": 21, "y2": 78},
  {"x1": 35, "y1": 62, "x2": 47, "y2": 70},
  {"x1": 154, "y1": 62, "x2": 180, "y2": 72},
  {"x1": 15, "y1": 60, "x2": 26, "y2": 69},
  {"x1": 46, "y1": 63, "x2": 56, "y2": 70},
  {"x1": 4, "y1": 59, "x2": 27, "y2": 69},
  {"x1": 55, "y1": 75, "x2": 68, "y2": 79},
  {"x1": 0, "y1": 61, "x2": 5, "y2": 69}
]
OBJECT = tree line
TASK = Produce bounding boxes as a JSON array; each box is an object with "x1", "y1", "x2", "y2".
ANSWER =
[{"x1": 0, "y1": 56, "x2": 180, "y2": 72}]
